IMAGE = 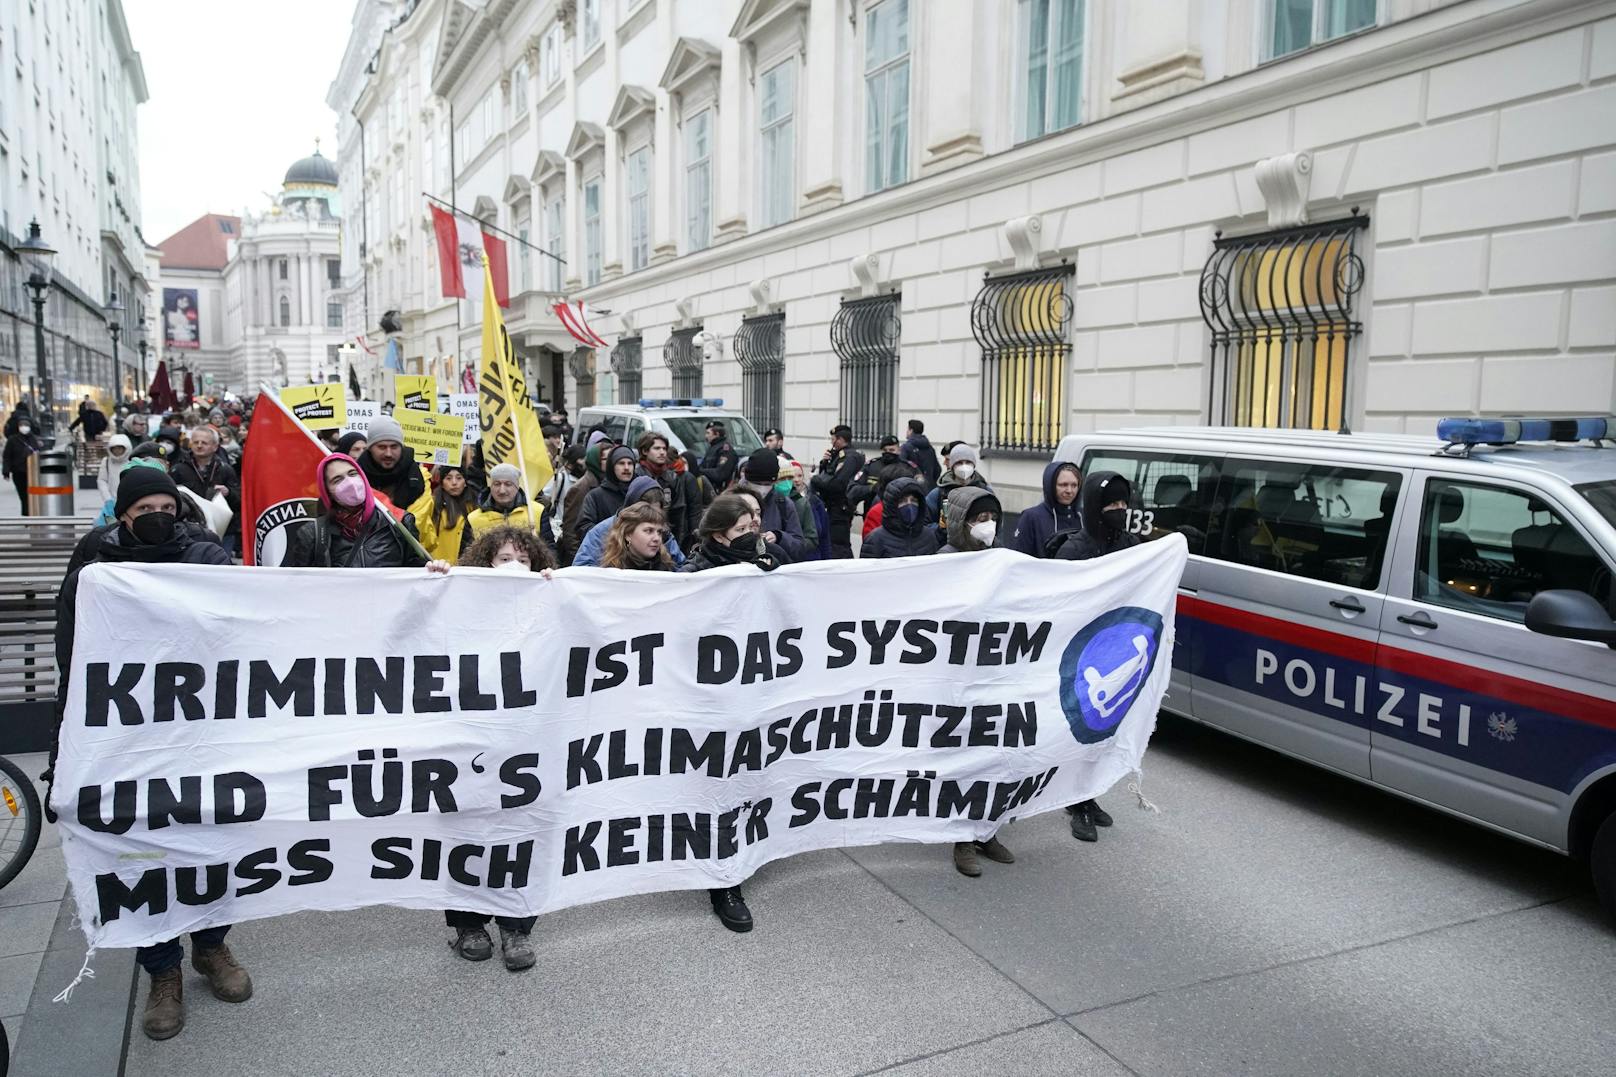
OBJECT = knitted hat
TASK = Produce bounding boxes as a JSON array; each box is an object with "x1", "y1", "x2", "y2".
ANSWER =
[
  {"x1": 489, "y1": 462, "x2": 522, "y2": 484},
  {"x1": 743, "y1": 447, "x2": 779, "y2": 483},
  {"x1": 950, "y1": 444, "x2": 980, "y2": 469},
  {"x1": 367, "y1": 416, "x2": 404, "y2": 447},
  {"x1": 114, "y1": 466, "x2": 181, "y2": 518}
]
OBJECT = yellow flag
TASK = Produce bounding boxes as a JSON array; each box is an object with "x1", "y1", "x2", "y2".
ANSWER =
[{"x1": 477, "y1": 257, "x2": 555, "y2": 502}]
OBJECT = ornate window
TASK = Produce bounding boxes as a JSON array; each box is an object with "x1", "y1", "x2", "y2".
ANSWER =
[
  {"x1": 972, "y1": 262, "x2": 1073, "y2": 453},
  {"x1": 664, "y1": 326, "x2": 704, "y2": 398},
  {"x1": 735, "y1": 312, "x2": 785, "y2": 434},
  {"x1": 1198, "y1": 214, "x2": 1368, "y2": 431},
  {"x1": 830, "y1": 292, "x2": 900, "y2": 445},
  {"x1": 611, "y1": 336, "x2": 643, "y2": 404}
]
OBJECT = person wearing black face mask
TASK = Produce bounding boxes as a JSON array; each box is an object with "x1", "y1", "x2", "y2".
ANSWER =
[
  {"x1": 859, "y1": 476, "x2": 940, "y2": 559},
  {"x1": 1049, "y1": 470, "x2": 1139, "y2": 843},
  {"x1": 48, "y1": 466, "x2": 243, "y2": 1042},
  {"x1": 3, "y1": 416, "x2": 43, "y2": 513}
]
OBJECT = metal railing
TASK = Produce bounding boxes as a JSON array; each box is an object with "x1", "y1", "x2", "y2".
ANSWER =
[
  {"x1": 830, "y1": 292, "x2": 900, "y2": 446},
  {"x1": 611, "y1": 336, "x2": 642, "y2": 404},
  {"x1": 972, "y1": 262, "x2": 1073, "y2": 453},
  {"x1": 664, "y1": 326, "x2": 704, "y2": 398},
  {"x1": 735, "y1": 312, "x2": 785, "y2": 434}
]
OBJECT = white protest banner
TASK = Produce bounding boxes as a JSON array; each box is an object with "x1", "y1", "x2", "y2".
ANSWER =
[
  {"x1": 446, "y1": 393, "x2": 481, "y2": 445},
  {"x1": 54, "y1": 541, "x2": 1186, "y2": 949},
  {"x1": 345, "y1": 400, "x2": 380, "y2": 436}
]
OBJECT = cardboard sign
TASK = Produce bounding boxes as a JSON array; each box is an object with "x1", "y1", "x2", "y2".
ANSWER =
[
  {"x1": 396, "y1": 408, "x2": 465, "y2": 466},
  {"x1": 394, "y1": 375, "x2": 436, "y2": 412},
  {"x1": 447, "y1": 393, "x2": 481, "y2": 445},
  {"x1": 279, "y1": 384, "x2": 348, "y2": 429},
  {"x1": 345, "y1": 400, "x2": 380, "y2": 435}
]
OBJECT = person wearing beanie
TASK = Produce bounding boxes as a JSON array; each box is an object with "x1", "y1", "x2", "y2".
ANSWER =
[
  {"x1": 51, "y1": 461, "x2": 239, "y2": 1044},
  {"x1": 154, "y1": 425, "x2": 185, "y2": 457},
  {"x1": 573, "y1": 473, "x2": 688, "y2": 567},
  {"x1": 356, "y1": 416, "x2": 426, "y2": 509},
  {"x1": 334, "y1": 431, "x2": 368, "y2": 460},
  {"x1": 575, "y1": 446, "x2": 640, "y2": 541},
  {"x1": 557, "y1": 440, "x2": 607, "y2": 565},
  {"x1": 466, "y1": 460, "x2": 548, "y2": 545},
  {"x1": 734, "y1": 446, "x2": 807, "y2": 562},
  {"x1": 924, "y1": 442, "x2": 991, "y2": 543},
  {"x1": 284, "y1": 452, "x2": 428, "y2": 569}
]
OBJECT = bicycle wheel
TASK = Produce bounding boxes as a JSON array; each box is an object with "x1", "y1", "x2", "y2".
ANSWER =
[{"x1": 0, "y1": 754, "x2": 43, "y2": 891}]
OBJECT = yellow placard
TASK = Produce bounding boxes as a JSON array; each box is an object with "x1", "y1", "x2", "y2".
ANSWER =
[
  {"x1": 279, "y1": 383, "x2": 348, "y2": 429},
  {"x1": 396, "y1": 409, "x2": 465, "y2": 466},
  {"x1": 394, "y1": 374, "x2": 436, "y2": 412}
]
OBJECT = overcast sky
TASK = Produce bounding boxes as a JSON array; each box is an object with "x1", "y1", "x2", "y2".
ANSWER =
[{"x1": 126, "y1": 0, "x2": 351, "y2": 243}]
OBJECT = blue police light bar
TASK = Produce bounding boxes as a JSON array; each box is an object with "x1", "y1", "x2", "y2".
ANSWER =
[
  {"x1": 637, "y1": 398, "x2": 726, "y2": 408},
  {"x1": 1438, "y1": 416, "x2": 1610, "y2": 446}
]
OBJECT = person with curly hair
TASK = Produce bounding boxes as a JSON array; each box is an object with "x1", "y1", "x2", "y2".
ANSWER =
[{"x1": 458, "y1": 524, "x2": 556, "y2": 574}]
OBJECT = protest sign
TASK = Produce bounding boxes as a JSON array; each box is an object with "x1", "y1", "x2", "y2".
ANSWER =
[
  {"x1": 55, "y1": 541, "x2": 1186, "y2": 949},
  {"x1": 345, "y1": 400, "x2": 380, "y2": 436},
  {"x1": 447, "y1": 393, "x2": 481, "y2": 445},
  {"x1": 278, "y1": 384, "x2": 347, "y2": 429},
  {"x1": 396, "y1": 409, "x2": 465, "y2": 466},
  {"x1": 394, "y1": 375, "x2": 436, "y2": 412}
]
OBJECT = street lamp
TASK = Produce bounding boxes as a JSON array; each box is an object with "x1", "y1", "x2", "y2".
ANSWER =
[
  {"x1": 105, "y1": 289, "x2": 124, "y2": 407},
  {"x1": 18, "y1": 219, "x2": 56, "y2": 438},
  {"x1": 136, "y1": 315, "x2": 150, "y2": 399}
]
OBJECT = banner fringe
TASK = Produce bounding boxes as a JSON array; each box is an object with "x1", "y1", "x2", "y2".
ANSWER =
[
  {"x1": 52, "y1": 947, "x2": 97, "y2": 1003},
  {"x1": 1126, "y1": 768, "x2": 1161, "y2": 813}
]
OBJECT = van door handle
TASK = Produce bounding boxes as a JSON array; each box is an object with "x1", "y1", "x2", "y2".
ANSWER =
[
  {"x1": 1329, "y1": 597, "x2": 1365, "y2": 613},
  {"x1": 1397, "y1": 611, "x2": 1438, "y2": 630}
]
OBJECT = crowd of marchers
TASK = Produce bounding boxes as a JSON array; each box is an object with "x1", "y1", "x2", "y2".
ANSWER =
[{"x1": 13, "y1": 389, "x2": 1149, "y2": 1044}]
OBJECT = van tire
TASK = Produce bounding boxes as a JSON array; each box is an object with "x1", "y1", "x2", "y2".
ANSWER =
[{"x1": 1593, "y1": 810, "x2": 1616, "y2": 924}]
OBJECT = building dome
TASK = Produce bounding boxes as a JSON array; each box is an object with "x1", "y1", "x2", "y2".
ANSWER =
[{"x1": 284, "y1": 147, "x2": 338, "y2": 188}]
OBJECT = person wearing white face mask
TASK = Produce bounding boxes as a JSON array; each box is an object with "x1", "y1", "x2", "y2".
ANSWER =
[
  {"x1": 924, "y1": 443, "x2": 992, "y2": 544},
  {"x1": 96, "y1": 433, "x2": 133, "y2": 502},
  {"x1": 3, "y1": 417, "x2": 43, "y2": 513}
]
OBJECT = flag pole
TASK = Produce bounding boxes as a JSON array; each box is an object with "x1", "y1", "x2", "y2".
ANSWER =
[{"x1": 483, "y1": 253, "x2": 537, "y2": 530}]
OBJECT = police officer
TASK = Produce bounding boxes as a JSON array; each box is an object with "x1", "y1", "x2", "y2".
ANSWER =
[
  {"x1": 810, "y1": 424, "x2": 866, "y2": 559},
  {"x1": 700, "y1": 420, "x2": 738, "y2": 489}
]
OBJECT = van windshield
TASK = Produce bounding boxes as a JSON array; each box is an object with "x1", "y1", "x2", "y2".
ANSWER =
[
  {"x1": 663, "y1": 417, "x2": 762, "y2": 457},
  {"x1": 1576, "y1": 480, "x2": 1616, "y2": 530}
]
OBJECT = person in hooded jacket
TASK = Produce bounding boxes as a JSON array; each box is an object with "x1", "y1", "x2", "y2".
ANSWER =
[
  {"x1": 284, "y1": 453, "x2": 428, "y2": 569},
  {"x1": 1048, "y1": 469, "x2": 1138, "y2": 842},
  {"x1": 899, "y1": 419, "x2": 942, "y2": 487},
  {"x1": 574, "y1": 475, "x2": 687, "y2": 567},
  {"x1": 635, "y1": 432, "x2": 690, "y2": 545},
  {"x1": 466, "y1": 462, "x2": 548, "y2": 543},
  {"x1": 356, "y1": 416, "x2": 427, "y2": 510},
  {"x1": 733, "y1": 448, "x2": 808, "y2": 562},
  {"x1": 411, "y1": 463, "x2": 477, "y2": 562},
  {"x1": 334, "y1": 431, "x2": 367, "y2": 460},
  {"x1": 576, "y1": 445, "x2": 639, "y2": 539},
  {"x1": 49, "y1": 467, "x2": 245, "y2": 1041},
  {"x1": 1011, "y1": 461, "x2": 1082, "y2": 558},
  {"x1": 558, "y1": 440, "x2": 606, "y2": 564},
  {"x1": 860, "y1": 476, "x2": 940, "y2": 559},
  {"x1": 96, "y1": 433, "x2": 133, "y2": 502},
  {"x1": 924, "y1": 443, "x2": 991, "y2": 532},
  {"x1": 2, "y1": 415, "x2": 42, "y2": 513}
]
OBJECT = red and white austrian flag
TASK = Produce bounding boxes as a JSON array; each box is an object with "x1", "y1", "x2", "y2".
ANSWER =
[{"x1": 430, "y1": 203, "x2": 509, "y2": 308}]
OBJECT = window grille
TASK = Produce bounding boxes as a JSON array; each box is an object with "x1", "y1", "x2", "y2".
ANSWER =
[
  {"x1": 1198, "y1": 214, "x2": 1367, "y2": 432},
  {"x1": 830, "y1": 292, "x2": 900, "y2": 445},
  {"x1": 611, "y1": 335, "x2": 642, "y2": 404},
  {"x1": 735, "y1": 312, "x2": 785, "y2": 434},
  {"x1": 972, "y1": 262, "x2": 1073, "y2": 453},
  {"x1": 568, "y1": 347, "x2": 595, "y2": 408},
  {"x1": 664, "y1": 326, "x2": 704, "y2": 397}
]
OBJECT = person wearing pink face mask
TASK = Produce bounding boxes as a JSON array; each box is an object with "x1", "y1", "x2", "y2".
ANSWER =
[{"x1": 284, "y1": 453, "x2": 429, "y2": 568}]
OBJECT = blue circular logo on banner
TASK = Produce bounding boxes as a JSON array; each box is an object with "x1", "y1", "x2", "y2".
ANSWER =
[{"x1": 1058, "y1": 607, "x2": 1165, "y2": 744}]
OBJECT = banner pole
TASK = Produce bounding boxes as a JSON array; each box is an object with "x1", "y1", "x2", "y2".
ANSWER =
[{"x1": 484, "y1": 255, "x2": 538, "y2": 530}]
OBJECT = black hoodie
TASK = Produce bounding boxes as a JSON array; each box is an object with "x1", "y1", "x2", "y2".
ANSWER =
[
  {"x1": 860, "y1": 476, "x2": 940, "y2": 559},
  {"x1": 578, "y1": 446, "x2": 639, "y2": 536},
  {"x1": 1052, "y1": 471, "x2": 1140, "y2": 561}
]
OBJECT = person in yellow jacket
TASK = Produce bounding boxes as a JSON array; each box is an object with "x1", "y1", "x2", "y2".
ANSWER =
[
  {"x1": 409, "y1": 463, "x2": 477, "y2": 563},
  {"x1": 465, "y1": 461, "x2": 549, "y2": 552}
]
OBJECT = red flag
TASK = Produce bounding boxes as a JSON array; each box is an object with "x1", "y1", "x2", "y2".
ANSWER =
[
  {"x1": 429, "y1": 203, "x2": 508, "y2": 307},
  {"x1": 482, "y1": 231, "x2": 509, "y2": 309},
  {"x1": 182, "y1": 370, "x2": 195, "y2": 404},
  {"x1": 148, "y1": 361, "x2": 178, "y2": 412}
]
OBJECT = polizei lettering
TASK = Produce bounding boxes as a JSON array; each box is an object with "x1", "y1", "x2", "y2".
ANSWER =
[{"x1": 1254, "y1": 649, "x2": 1471, "y2": 747}]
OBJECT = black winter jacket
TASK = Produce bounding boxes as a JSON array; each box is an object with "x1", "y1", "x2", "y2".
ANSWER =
[
  {"x1": 1010, "y1": 461, "x2": 1083, "y2": 558},
  {"x1": 578, "y1": 447, "x2": 638, "y2": 538},
  {"x1": 359, "y1": 445, "x2": 427, "y2": 508},
  {"x1": 1052, "y1": 471, "x2": 1141, "y2": 561},
  {"x1": 860, "y1": 477, "x2": 941, "y2": 559},
  {"x1": 899, "y1": 433, "x2": 941, "y2": 487},
  {"x1": 284, "y1": 509, "x2": 427, "y2": 568}
]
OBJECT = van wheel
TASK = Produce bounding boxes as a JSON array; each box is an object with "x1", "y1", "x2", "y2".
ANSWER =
[{"x1": 1594, "y1": 810, "x2": 1616, "y2": 924}]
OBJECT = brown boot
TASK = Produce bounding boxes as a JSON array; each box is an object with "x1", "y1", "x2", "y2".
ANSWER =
[
  {"x1": 953, "y1": 841, "x2": 982, "y2": 877},
  {"x1": 192, "y1": 943, "x2": 253, "y2": 1003},
  {"x1": 143, "y1": 967, "x2": 184, "y2": 1040}
]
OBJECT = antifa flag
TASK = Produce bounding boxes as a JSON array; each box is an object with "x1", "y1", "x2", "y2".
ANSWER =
[
  {"x1": 241, "y1": 389, "x2": 417, "y2": 566},
  {"x1": 148, "y1": 361, "x2": 179, "y2": 412}
]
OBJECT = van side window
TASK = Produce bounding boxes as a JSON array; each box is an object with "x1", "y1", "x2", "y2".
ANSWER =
[
  {"x1": 1207, "y1": 460, "x2": 1401, "y2": 590},
  {"x1": 1079, "y1": 451, "x2": 1220, "y2": 556},
  {"x1": 1415, "y1": 481, "x2": 1613, "y2": 623}
]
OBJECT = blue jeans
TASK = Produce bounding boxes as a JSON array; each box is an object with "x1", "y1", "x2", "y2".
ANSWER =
[{"x1": 136, "y1": 925, "x2": 231, "y2": 975}]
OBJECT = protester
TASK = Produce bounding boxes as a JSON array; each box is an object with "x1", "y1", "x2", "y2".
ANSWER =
[
  {"x1": 122, "y1": 411, "x2": 152, "y2": 447},
  {"x1": 335, "y1": 431, "x2": 367, "y2": 459},
  {"x1": 466, "y1": 462, "x2": 547, "y2": 540},
  {"x1": 96, "y1": 434, "x2": 132, "y2": 502},
  {"x1": 678, "y1": 493, "x2": 776, "y2": 931},
  {"x1": 153, "y1": 425, "x2": 184, "y2": 459},
  {"x1": 849, "y1": 435, "x2": 920, "y2": 539},
  {"x1": 542, "y1": 443, "x2": 586, "y2": 544},
  {"x1": 413, "y1": 464, "x2": 476, "y2": 562},
  {"x1": 3, "y1": 399, "x2": 34, "y2": 438},
  {"x1": 809, "y1": 424, "x2": 865, "y2": 558},
  {"x1": 549, "y1": 407, "x2": 574, "y2": 443},
  {"x1": 789, "y1": 460, "x2": 831, "y2": 561},
  {"x1": 859, "y1": 476, "x2": 940, "y2": 559},
  {"x1": 635, "y1": 432, "x2": 689, "y2": 543},
  {"x1": 925, "y1": 443, "x2": 991, "y2": 542},
  {"x1": 3, "y1": 416, "x2": 42, "y2": 514},
  {"x1": 938, "y1": 486, "x2": 1004, "y2": 554},
  {"x1": 558, "y1": 440, "x2": 606, "y2": 564},
  {"x1": 69, "y1": 398, "x2": 109, "y2": 440},
  {"x1": 460, "y1": 524, "x2": 556, "y2": 574},
  {"x1": 170, "y1": 425, "x2": 241, "y2": 552},
  {"x1": 1011, "y1": 461, "x2": 1082, "y2": 558},
  {"x1": 356, "y1": 416, "x2": 427, "y2": 509},
  {"x1": 700, "y1": 420, "x2": 738, "y2": 489},
  {"x1": 283, "y1": 453, "x2": 427, "y2": 568},
  {"x1": 598, "y1": 500, "x2": 677, "y2": 571},
  {"x1": 674, "y1": 449, "x2": 714, "y2": 551},
  {"x1": 50, "y1": 467, "x2": 242, "y2": 1041},
  {"x1": 734, "y1": 448, "x2": 807, "y2": 562},
  {"x1": 1049, "y1": 470, "x2": 1139, "y2": 842},
  {"x1": 899, "y1": 419, "x2": 941, "y2": 487},
  {"x1": 576, "y1": 446, "x2": 639, "y2": 538},
  {"x1": 574, "y1": 476, "x2": 686, "y2": 567}
]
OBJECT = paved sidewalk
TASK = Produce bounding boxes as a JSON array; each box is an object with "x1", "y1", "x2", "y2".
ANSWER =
[{"x1": 1, "y1": 754, "x2": 64, "y2": 1064}]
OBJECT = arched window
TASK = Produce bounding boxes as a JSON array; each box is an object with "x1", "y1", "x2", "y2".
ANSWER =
[{"x1": 279, "y1": 296, "x2": 291, "y2": 327}]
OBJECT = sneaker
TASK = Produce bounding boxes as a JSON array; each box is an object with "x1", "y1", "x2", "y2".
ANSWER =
[
  {"x1": 191, "y1": 943, "x2": 253, "y2": 1003},
  {"x1": 709, "y1": 887, "x2": 753, "y2": 933},
  {"x1": 1069, "y1": 803, "x2": 1098, "y2": 843},
  {"x1": 1092, "y1": 802, "x2": 1114, "y2": 828},
  {"x1": 975, "y1": 836, "x2": 1015, "y2": 864},
  {"x1": 142, "y1": 967, "x2": 185, "y2": 1041},
  {"x1": 499, "y1": 926, "x2": 535, "y2": 972},
  {"x1": 953, "y1": 841, "x2": 982, "y2": 877},
  {"x1": 451, "y1": 926, "x2": 494, "y2": 961}
]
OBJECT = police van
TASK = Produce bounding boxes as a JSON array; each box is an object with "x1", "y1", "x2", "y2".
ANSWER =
[
  {"x1": 570, "y1": 399, "x2": 763, "y2": 459},
  {"x1": 1053, "y1": 418, "x2": 1616, "y2": 919}
]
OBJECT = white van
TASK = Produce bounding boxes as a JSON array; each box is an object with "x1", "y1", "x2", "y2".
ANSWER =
[
  {"x1": 1053, "y1": 418, "x2": 1616, "y2": 920},
  {"x1": 571, "y1": 399, "x2": 763, "y2": 459}
]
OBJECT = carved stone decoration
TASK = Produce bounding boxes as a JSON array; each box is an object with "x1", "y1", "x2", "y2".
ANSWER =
[
  {"x1": 618, "y1": 309, "x2": 637, "y2": 336},
  {"x1": 673, "y1": 297, "x2": 698, "y2": 329},
  {"x1": 850, "y1": 253, "x2": 883, "y2": 297},
  {"x1": 558, "y1": 0, "x2": 577, "y2": 37},
  {"x1": 1254, "y1": 152, "x2": 1314, "y2": 228},
  {"x1": 748, "y1": 279, "x2": 775, "y2": 317},
  {"x1": 1004, "y1": 215, "x2": 1044, "y2": 271}
]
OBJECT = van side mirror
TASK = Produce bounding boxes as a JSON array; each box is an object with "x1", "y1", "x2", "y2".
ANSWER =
[{"x1": 1525, "y1": 590, "x2": 1616, "y2": 648}]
